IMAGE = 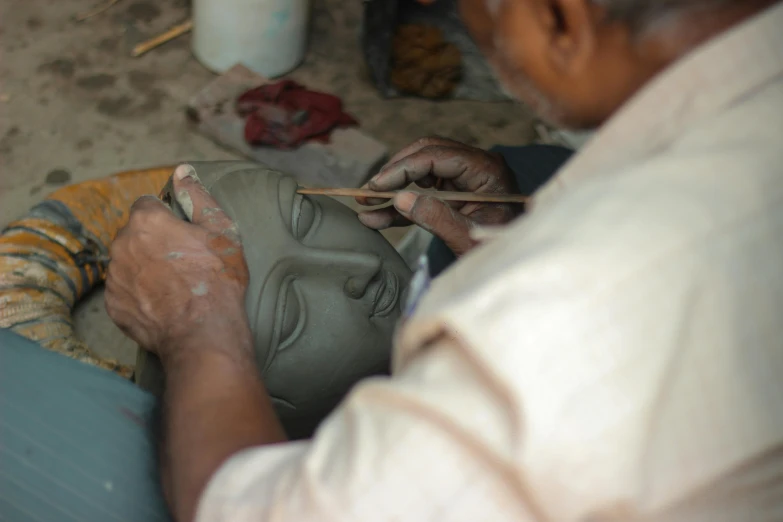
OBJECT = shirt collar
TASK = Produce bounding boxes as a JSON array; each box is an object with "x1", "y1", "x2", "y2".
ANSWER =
[{"x1": 533, "y1": 1, "x2": 783, "y2": 208}]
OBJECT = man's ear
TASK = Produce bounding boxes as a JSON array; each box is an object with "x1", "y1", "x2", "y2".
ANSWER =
[{"x1": 535, "y1": 0, "x2": 600, "y2": 77}]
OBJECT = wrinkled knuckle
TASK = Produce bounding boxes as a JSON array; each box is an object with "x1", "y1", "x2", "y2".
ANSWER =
[
  {"x1": 419, "y1": 144, "x2": 444, "y2": 156},
  {"x1": 134, "y1": 207, "x2": 169, "y2": 229},
  {"x1": 131, "y1": 213, "x2": 154, "y2": 232},
  {"x1": 130, "y1": 195, "x2": 158, "y2": 211},
  {"x1": 419, "y1": 145, "x2": 458, "y2": 166},
  {"x1": 128, "y1": 206, "x2": 152, "y2": 227}
]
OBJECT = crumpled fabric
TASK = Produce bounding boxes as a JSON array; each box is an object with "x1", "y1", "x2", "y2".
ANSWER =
[{"x1": 236, "y1": 80, "x2": 358, "y2": 149}]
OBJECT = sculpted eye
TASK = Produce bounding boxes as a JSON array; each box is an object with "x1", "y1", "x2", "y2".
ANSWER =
[
  {"x1": 291, "y1": 194, "x2": 316, "y2": 240},
  {"x1": 275, "y1": 277, "x2": 305, "y2": 352}
]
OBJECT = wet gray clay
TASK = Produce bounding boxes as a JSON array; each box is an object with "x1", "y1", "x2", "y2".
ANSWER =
[{"x1": 135, "y1": 161, "x2": 412, "y2": 438}]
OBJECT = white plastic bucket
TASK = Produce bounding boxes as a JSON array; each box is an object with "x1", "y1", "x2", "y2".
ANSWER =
[{"x1": 192, "y1": 0, "x2": 310, "y2": 78}]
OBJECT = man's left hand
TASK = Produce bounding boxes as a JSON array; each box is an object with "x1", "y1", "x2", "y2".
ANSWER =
[{"x1": 105, "y1": 164, "x2": 251, "y2": 366}]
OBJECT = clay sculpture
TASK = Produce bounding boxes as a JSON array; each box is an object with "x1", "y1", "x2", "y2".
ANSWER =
[{"x1": 137, "y1": 161, "x2": 412, "y2": 438}]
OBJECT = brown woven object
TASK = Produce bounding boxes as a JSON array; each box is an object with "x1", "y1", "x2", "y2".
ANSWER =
[
  {"x1": 0, "y1": 167, "x2": 174, "y2": 379},
  {"x1": 391, "y1": 24, "x2": 462, "y2": 99}
]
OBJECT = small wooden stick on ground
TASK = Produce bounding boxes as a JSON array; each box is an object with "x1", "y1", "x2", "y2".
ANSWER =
[
  {"x1": 132, "y1": 19, "x2": 193, "y2": 57},
  {"x1": 73, "y1": 0, "x2": 120, "y2": 22},
  {"x1": 296, "y1": 187, "x2": 528, "y2": 204}
]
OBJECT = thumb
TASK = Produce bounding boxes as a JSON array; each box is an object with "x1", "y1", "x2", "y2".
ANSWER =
[
  {"x1": 395, "y1": 192, "x2": 477, "y2": 256},
  {"x1": 172, "y1": 164, "x2": 239, "y2": 242}
]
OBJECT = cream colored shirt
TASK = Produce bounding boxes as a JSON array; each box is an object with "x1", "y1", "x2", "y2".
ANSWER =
[{"x1": 198, "y1": 4, "x2": 783, "y2": 521}]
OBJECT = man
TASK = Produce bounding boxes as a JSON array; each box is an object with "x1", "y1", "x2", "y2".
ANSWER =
[{"x1": 103, "y1": 0, "x2": 783, "y2": 520}]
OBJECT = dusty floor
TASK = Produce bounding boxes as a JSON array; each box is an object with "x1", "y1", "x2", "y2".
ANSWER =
[{"x1": 0, "y1": 0, "x2": 537, "y2": 365}]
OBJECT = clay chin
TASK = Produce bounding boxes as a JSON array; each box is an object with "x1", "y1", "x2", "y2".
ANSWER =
[{"x1": 150, "y1": 161, "x2": 413, "y2": 438}]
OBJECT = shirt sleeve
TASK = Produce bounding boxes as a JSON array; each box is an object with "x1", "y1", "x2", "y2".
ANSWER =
[{"x1": 196, "y1": 335, "x2": 542, "y2": 522}]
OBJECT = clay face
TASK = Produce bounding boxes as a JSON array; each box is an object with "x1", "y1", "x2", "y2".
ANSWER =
[{"x1": 169, "y1": 162, "x2": 411, "y2": 432}]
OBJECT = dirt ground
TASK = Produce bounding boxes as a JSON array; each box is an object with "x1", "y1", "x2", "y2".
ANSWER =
[{"x1": 0, "y1": 0, "x2": 538, "y2": 365}]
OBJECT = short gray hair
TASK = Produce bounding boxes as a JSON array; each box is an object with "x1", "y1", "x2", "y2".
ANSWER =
[{"x1": 593, "y1": 0, "x2": 741, "y2": 33}]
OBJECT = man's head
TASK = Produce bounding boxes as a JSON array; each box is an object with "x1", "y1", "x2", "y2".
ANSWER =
[{"x1": 460, "y1": 0, "x2": 778, "y2": 129}]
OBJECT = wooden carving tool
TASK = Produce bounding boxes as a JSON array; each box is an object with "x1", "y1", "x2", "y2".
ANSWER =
[
  {"x1": 91, "y1": 187, "x2": 524, "y2": 268},
  {"x1": 132, "y1": 19, "x2": 193, "y2": 57},
  {"x1": 296, "y1": 187, "x2": 528, "y2": 204}
]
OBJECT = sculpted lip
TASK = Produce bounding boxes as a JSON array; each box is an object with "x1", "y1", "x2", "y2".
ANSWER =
[{"x1": 371, "y1": 269, "x2": 399, "y2": 317}]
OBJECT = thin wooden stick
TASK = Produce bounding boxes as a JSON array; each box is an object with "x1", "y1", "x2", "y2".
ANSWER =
[
  {"x1": 296, "y1": 187, "x2": 528, "y2": 204},
  {"x1": 73, "y1": 0, "x2": 120, "y2": 22},
  {"x1": 132, "y1": 19, "x2": 193, "y2": 57}
]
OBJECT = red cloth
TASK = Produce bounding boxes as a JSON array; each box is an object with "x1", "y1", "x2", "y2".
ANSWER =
[{"x1": 236, "y1": 80, "x2": 358, "y2": 149}]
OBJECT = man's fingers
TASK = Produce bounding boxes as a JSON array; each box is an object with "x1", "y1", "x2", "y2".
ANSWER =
[
  {"x1": 394, "y1": 192, "x2": 476, "y2": 256},
  {"x1": 125, "y1": 195, "x2": 176, "y2": 237},
  {"x1": 415, "y1": 174, "x2": 438, "y2": 189},
  {"x1": 369, "y1": 145, "x2": 476, "y2": 192},
  {"x1": 357, "y1": 207, "x2": 412, "y2": 230},
  {"x1": 357, "y1": 196, "x2": 392, "y2": 207},
  {"x1": 370, "y1": 149, "x2": 437, "y2": 191},
  {"x1": 172, "y1": 164, "x2": 239, "y2": 241},
  {"x1": 357, "y1": 137, "x2": 489, "y2": 206},
  {"x1": 383, "y1": 136, "x2": 467, "y2": 167},
  {"x1": 354, "y1": 174, "x2": 438, "y2": 207},
  {"x1": 355, "y1": 185, "x2": 393, "y2": 207},
  {"x1": 368, "y1": 136, "x2": 471, "y2": 191},
  {"x1": 131, "y1": 194, "x2": 171, "y2": 214}
]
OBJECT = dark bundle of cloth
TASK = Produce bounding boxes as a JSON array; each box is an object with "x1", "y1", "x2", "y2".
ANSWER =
[
  {"x1": 391, "y1": 24, "x2": 462, "y2": 99},
  {"x1": 362, "y1": 0, "x2": 509, "y2": 101},
  {"x1": 236, "y1": 80, "x2": 358, "y2": 149}
]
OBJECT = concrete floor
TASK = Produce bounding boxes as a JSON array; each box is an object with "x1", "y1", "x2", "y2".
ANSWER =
[{"x1": 0, "y1": 0, "x2": 537, "y2": 366}]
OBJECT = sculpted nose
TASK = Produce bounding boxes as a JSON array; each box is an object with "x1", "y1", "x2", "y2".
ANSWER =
[
  {"x1": 296, "y1": 247, "x2": 383, "y2": 300},
  {"x1": 343, "y1": 254, "x2": 383, "y2": 299}
]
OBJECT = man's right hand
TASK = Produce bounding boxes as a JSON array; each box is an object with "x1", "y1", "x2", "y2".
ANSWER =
[
  {"x1": 356, "y1": 137, "x2": 520, "y2": 256},
  {"x1": 105, "y1": 164, "x2": 251, "y2": 366}
]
